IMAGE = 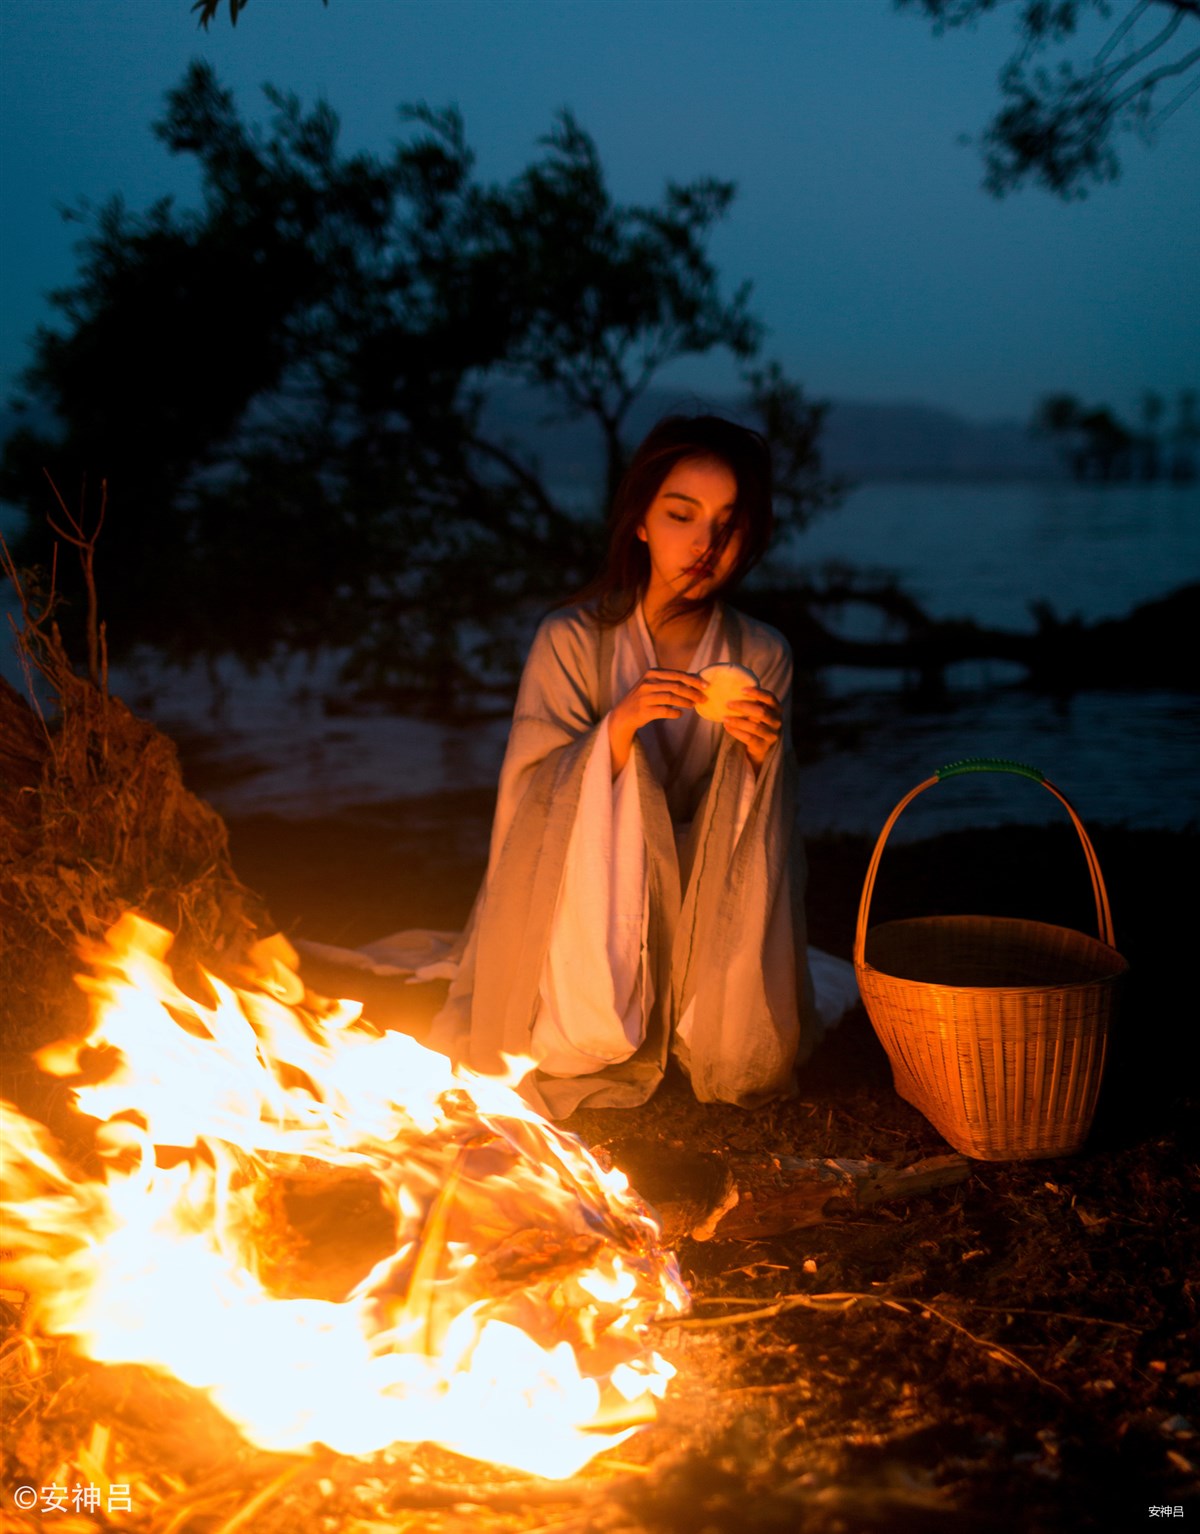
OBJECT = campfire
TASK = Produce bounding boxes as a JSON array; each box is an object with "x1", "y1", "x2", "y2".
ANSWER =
[{"x1": 0, "y1": 914, "x2": 688, "y2": 1483}]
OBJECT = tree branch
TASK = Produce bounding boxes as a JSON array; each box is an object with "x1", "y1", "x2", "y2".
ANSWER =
[
  {"x1": 1150, "y1": 64, "x2": 1200, "y2": 121},
  {"x1": 1100, "y1": 7, "x2": 1186, "y2": 84},
  {"x1": 42, "y1": 472, "x2": 107, "y2": 691},
  {"x1": 1096, "y1": 2, "x2": 1153, "y2": 67},
  {"x1": 463, "y1": 434, "x2": 568, "y2": 530},
  {"x1": 1111, "y1": 41, "x2": 1200, "y2": 110},
  {"x1": 904, "y1": 0, "x2": 1200, "y2": 193}
]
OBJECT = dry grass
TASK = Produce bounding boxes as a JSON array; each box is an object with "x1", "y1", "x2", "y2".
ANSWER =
[{"x1": 0, "y1": 556, "x2": 267, "y2": 1066}]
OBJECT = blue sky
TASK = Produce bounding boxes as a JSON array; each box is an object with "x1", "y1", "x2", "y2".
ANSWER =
[{"x1": 1, "y1": 0, "x2": 1197, "y2": 423}]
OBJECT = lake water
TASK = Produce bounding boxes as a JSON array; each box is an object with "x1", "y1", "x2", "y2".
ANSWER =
[
  {"x1": 776, "y1": 479, "x2": 1200, "y2": 839},
  {"x1": 3, "y1": 480, "x2": 1198, "y2": 838},
  {"x1": 784, "y1": 479, "x2": 1199, "y2": 632}
]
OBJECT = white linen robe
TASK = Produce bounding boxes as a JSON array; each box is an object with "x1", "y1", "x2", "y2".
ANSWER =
[
  {"x1": 425, "y1": 600, "x2": 824, "y2": 1118},
  {"x1": 531, "y1": 602, "x2": 758, "y2": 1075}
]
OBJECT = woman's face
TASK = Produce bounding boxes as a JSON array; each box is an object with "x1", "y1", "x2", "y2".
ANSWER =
[{"x1": 637, "y1": 456, "x2": 742, "y2": 600}]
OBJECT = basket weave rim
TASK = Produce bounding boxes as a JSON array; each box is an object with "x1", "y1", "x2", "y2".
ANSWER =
[
  {"x1": 859, "y1": 914, "x2": 1128, "y2": 993},
  {"x1": 865, "y1": 912, "x2": 1125, "y2": 948},
  {"x1": 856, "y1": 963, "x2": 1129, "y2": 998},
  {"x1": 855, "y1": 964, "x2": 1127, "y2": 998}
]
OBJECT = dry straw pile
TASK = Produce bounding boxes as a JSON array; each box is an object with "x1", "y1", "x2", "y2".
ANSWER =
[{"x1": 0, "y1": 494, "x2": 266, "y2": 1060}]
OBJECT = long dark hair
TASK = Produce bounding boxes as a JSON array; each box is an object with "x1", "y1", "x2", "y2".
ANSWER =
[{"x1": 571, "y1": 414, "x2": 774, "y2": 628}]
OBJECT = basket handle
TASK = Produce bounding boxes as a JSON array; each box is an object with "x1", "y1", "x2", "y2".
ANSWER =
[
  {"x1": 936, "y1": 756, "x2": 1046, "y2": 783},
  {"x1": 853, "y1": 757, "x2": 1117, "y2": 968}
]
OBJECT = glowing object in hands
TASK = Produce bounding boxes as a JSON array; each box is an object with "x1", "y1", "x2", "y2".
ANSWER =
[{"x1": 694, "y1": 662, "x2": 759, "y2": 722}]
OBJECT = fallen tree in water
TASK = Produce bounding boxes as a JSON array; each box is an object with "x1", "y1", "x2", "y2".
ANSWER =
[{"x1": 742, "y1": 577, "x2": 1199, "y2": 698}]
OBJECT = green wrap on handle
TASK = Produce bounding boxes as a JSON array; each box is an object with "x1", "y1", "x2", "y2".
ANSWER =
[{"x1": 936, "y1": 757, "x2": 1046, "y2": 784}]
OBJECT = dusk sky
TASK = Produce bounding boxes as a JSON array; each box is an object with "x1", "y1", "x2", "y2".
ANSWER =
[{"x1": 2, "y1": 0, "x2": 1197, "y2": 424}]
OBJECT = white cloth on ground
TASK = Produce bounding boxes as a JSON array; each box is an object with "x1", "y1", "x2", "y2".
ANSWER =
[{"x1": 293, "y1": 930, "x2": 859, "y2": 1037}]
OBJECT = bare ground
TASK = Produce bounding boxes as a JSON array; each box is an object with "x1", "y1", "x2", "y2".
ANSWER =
[{"x1": 2, "y1": 797, "x2": 1196, "y2": 1532}]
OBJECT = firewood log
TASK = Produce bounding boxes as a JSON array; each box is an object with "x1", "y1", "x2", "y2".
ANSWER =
[{"x1": 601, "y1": 1141, "x2": 969, "y2": 1243}]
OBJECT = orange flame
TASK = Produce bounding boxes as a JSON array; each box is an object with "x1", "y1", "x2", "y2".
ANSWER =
[{"x1": 0, "y1": 915, "x2": 688, "y2": 1480}]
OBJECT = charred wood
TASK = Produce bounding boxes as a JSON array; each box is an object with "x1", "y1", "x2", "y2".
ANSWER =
[{"x1": 603, "y1": 1140, "x2": 970, "y2": 1243}]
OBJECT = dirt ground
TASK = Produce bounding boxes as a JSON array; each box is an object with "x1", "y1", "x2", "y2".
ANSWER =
[
  {"x1": 3, "y1": 795, "x2": 1197, "y2": 1533},
  {"x1": 231, "y1": 801, "x2": 1199, "y2": 1531}
]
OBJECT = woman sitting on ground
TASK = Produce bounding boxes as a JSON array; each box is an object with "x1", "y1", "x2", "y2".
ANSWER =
[{"x1": 427, "y1": 413, "x2": 827, "y2": 1117}]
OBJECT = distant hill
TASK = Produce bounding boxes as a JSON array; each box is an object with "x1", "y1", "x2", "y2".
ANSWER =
[
  {"x1": 477, "y1": 386, "x2": 1062, "y2": 486},
  {"x1": 0, "y1": 389, "x2": 1063, "y2": 512},
  {"x1": 820, "y1": 400, "x2": 1060, "y2": 481}
]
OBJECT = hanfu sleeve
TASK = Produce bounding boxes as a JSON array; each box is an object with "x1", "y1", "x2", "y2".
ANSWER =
[
  {"x1": 483, "y1": 611, "x2": 606, "y2": 879},
  {"x1": 671, "y1": 618, "x2": 818, "y2": 1105},
  {"x1": 429, "y1": 611, "x2": 672, "y2": 1101},
  {"x1": 530, "y1": 720, "x2": 649, "y2": 1076}
]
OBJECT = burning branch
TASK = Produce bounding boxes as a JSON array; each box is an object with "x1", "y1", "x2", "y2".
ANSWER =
[{"x1": 0, "y1": 916, "x2": 688, "y2": 1483}]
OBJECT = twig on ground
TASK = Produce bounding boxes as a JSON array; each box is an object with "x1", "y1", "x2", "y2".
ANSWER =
[
  {"x1": 674, "y1": 1290, "x2": 906, "y2": 1326},
  {"x1": 956, "y1": 1303, "x2": 1142, "y2": 1332},
  {"x1": 671, "y1": 1289, "x2": 1068, "y2": 1396},
  {"x1": 915, "y1": 1299, "x2": 1068, "y2": 1397}
]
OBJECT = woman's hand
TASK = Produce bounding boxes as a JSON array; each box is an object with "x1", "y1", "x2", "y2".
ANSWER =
[
  {"x1": 609, "y1": 669, "x2": 707, "y2": 775},
  {"x1": 723, "y1": 686, "x2": 783, "y2": 772}
]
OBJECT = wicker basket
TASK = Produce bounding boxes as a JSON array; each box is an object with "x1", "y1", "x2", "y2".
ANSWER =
[{"x1": 853, "y1": 758, "x2": 1128, "y2": 1161}]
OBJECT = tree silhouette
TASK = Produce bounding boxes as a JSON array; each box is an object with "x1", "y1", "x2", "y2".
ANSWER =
[
  {"x1": 1032, "y1": 392, "x2": 1087, "y2": 477},
  {"x1": 3, "y1": 64, "x2": 835, "y2": 702},
  {"x1": 1032, "y1": 392, "x2": 1136, "y2": 479},
  {"x1": 898, "y1": 0, "x2": 1200, "y2": 196},
  {"x1": 193, "y1": 0, "x2": 326, "y2": 25}
]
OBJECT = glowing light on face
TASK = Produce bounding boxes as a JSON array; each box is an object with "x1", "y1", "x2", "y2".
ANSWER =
[{"x1": 637, "y1": 457, "x2": 742, "y2": 599}]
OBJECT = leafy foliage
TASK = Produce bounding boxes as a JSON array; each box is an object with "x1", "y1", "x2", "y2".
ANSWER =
[
  {"x1": 898, "y1": 0, "x2": 1200, "y2": 195},
  {"x1": 3, "y1": 64, "x2": 835, "y2": 701},
  {"x1": 192, "y1": 0, "x2": 327, "y2": 27},
  {"x1": 1031, "y1": 387, "x2": 1198, "y2": 479}
]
